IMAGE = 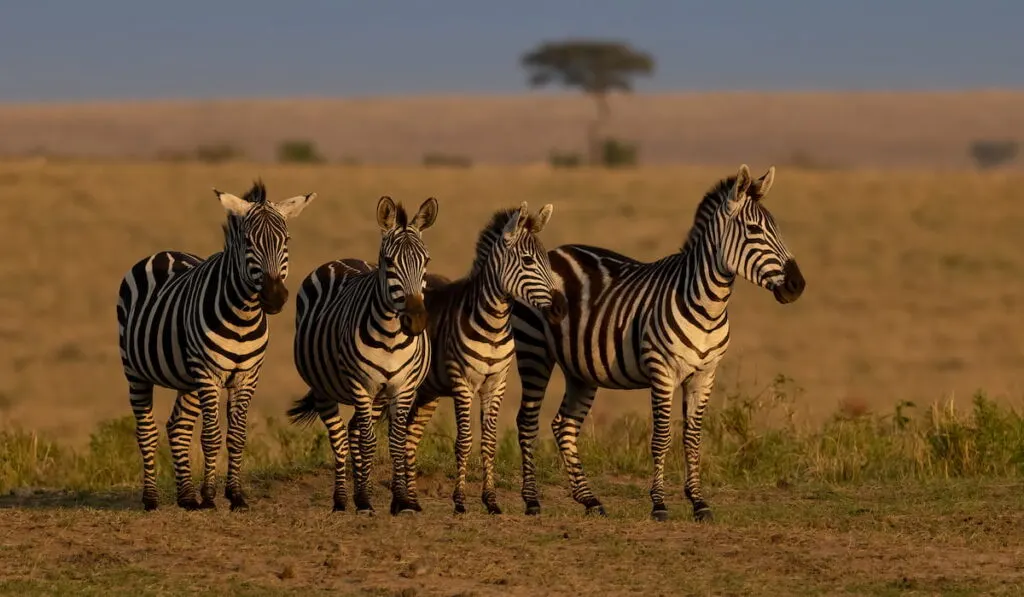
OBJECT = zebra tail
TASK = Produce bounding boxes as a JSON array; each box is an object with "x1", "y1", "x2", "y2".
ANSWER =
[{"x1": 286, "y1": 391, "x2": 321, "y2": 427}]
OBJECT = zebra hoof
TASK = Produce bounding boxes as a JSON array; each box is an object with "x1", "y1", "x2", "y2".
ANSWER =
[
  {"x1": 177, "y1": 498, "x2": 202, "y2": 511},
  {"x1": 486, "y1": 504, "x2": 503, "y2": 515},
  {"x1": 142, "y1": 497, "x2": 159, "y2": 512},
  {"x1": 524, "y1": 502, "x2": 541, "y2": 516},
  {"x1": 453, "y1": 503, "x2": 467, "y2": 515},
  {"x1": 229, "y1": 499, "x2": 249, "y2": 512},
  {"x1": 693, "y1": 507, "x2": 714, "y2": 523},
  {"x1": 198, "y1": 498, "x2": 217, "y2": 510},
  {"x1": 332, "y1": 503, "x2": 346, "y2": 513},
  {"x1": 651, "y1": 509, "x2": 669, "y2": 522},
  {"x1": 585, "y1": 504, "x2": 607, "y2": 517}
]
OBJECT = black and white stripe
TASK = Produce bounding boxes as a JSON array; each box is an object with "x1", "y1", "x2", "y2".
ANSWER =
[
  {"x1": 288, "y1": 196, "x2": 438, "y2": 515},
  {"x1": 401, "y1": 203, "x2": 567, "y2": 515},
  {"x1": 511, "y1": 165, "x2": 806, "y2": 521},
  {"x1": 116, "y1": 181, "x2": 315, "y2": 511}
]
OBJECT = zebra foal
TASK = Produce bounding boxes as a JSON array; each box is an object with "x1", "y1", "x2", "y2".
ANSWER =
[
  {"x1": 401, "y1": 202, "x2": 567, "y2": 515},
  {"x1": 511, "y1": 164, "x2": 806, "y2": 521},
  {"x1": 289, "y1": 196, "x2": 438, "y2": 515},
  {"x1": 116, "y1": 181, "x2": 315, "y2": 511}
]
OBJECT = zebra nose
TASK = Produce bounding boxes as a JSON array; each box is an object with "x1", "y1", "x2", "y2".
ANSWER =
[
  {"x1": 773, "y1": 260, "x2": 805, "y2": 304},
  {"x1": 259, "y1": 275, "x2": 289, "y2": 314},
  {"x1": 545, "y1": 290, "x2": 568, "y2": 325},
  {"x1": 400, "y1": 294, "x2": 428, "y2": 336}
]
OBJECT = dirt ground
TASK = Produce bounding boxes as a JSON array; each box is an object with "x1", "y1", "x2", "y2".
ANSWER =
[
  {"x1": 1, "y1": 472, "x2": 1021, "y2": 596},
  {"x1": 1, "y1": 161, "x2": 1024, "y2": 443},
  {"x1": 1, "y1": 91, "x2": 1023, "y2": 169}
]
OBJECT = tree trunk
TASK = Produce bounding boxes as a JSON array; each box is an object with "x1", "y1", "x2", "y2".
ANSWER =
[{"x1": 587, "y1": 92, "x2": 610, "y2": 166}]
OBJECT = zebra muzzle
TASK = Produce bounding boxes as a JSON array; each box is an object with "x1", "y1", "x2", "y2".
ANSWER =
[
  {"x1": 772, "y1": 260, "x2": 805, "y2": 305},
  {"x1": 545, "y1": 289, "x2": 568, "y2": 325},
  {"x1": 259, "y1": 276, "x2": 289, "y2": 314},
  {"x1": 400, "y1": 294, "x2": 428, "y2": 336}
]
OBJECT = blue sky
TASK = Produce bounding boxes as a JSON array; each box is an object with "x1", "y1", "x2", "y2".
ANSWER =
[{"x1": 0, "y1": 0, "x2": 1020, "y2": 102}]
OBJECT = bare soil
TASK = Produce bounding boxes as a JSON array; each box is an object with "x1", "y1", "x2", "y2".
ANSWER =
[{"x1": 1, "y1": 473, "x2": 1021, "y2": 596}]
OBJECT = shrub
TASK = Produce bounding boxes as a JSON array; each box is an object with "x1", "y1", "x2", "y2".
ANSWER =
[
  {"x1": 422, "y1": 152, "x2": 472, "y2": 168},
  {"x1": 969, "y1": 139, "x2": 1018, "y2": 169},
  {"x1": 601, "y1": 137, "x2": 638, "y2": 168},
  {"x1": 549, "y1": 150, "x2": 582, "y2": 169},
  {"x1": 195, "y1": 143, "x2": 243, "y2": 164},
  {"x1": 277, "y1": 139, "x2": 325, "y2": 164}
]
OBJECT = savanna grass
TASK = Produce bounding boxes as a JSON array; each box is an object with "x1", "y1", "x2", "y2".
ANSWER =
[{"x1": 2, "y1": 378, "x2": 1022, "y2": 498}]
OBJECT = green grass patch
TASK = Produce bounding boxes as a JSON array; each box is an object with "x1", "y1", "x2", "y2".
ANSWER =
[{"x1": 2, "y1": 379, "x2": 1023, "y2": 498}]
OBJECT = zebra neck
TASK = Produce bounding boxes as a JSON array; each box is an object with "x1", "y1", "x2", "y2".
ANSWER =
[
  {"x1": 208, "y1": 252, "x2": 263, "y2": 319},
  {"x1": 371, "y1": 276, "x2": 401, "y2": 321},
  {"x1": 676, "y1": 238, "x2": 734, "y2": 321},
  {"x1": 465, "y1": 272, "x2": 512, "y2": 328}
]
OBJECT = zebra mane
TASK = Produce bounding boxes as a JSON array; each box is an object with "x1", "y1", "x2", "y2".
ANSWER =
[
  {"x1": 242, "y1": 180, "x2": 268, "y2": 205},
  {"x1": 469, "y1": 208, "x2": 534, "y2": 275},
  {"x1": 394, "y1": 204, "x2": 409, "y2": 229},
  {"x1": 680, "y1": 175, "x2": 737, "y2": 253}
]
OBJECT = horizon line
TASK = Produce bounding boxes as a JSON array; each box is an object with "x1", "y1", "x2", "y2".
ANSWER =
[{"x1": 2, "y1": 87, "x2": 1024, "y2": 108}]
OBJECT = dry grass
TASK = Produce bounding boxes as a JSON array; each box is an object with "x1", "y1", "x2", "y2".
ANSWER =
[
  {"x1": 1, "y1": 476, "x2": 1022, "y2": 596},
  {"x1": 1, "y1": 160, "x2": 1024, "y2": 442},
  {"x1": 2, "y1": 91, "x2": 1024, "y2": 168}
]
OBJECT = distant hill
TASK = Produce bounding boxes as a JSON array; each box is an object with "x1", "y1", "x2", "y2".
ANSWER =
[{"x1": 1, "y1": 91, "x2": 1022, "y2": 169}]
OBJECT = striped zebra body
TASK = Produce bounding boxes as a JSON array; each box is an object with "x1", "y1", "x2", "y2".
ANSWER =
[
  {"x1": 511, "y1": 165, "x2": 806, "y2": 521},
  {"x1": 401, "y1": 203, "x2": 567, "y2": 515},
  {"x1": 289, "y1": 196, "x2": 438, "y2": 515},
  {"x1": 116, "y1": 181, "x2": 315, "y2": 511}
]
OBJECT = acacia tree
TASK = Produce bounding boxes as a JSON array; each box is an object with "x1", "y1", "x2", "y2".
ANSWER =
[{"x1": 521, "y1": 39, "x2": 655, "y2": 164}]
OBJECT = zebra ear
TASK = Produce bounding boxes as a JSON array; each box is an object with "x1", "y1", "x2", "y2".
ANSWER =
[
  {"x1": 377, "y1": 196, "x2": 397, "y2": 231},
  {"x1": 411, "y1": 197, "x2": 439, "y2": 231},
  {"x1": 726, "y1": 164, "x2": 753, "y2": 216},
  {"x1": 750, "y1": 166, "x2": 775, "y2": 201},
  {"x1": 502, "y1": 203, "x2": 528, "y2": 246},
  {"x1": 214, "y1": 189, "x2": 254, "y2": 218},
  {"x1": 273, "y1": 192, "x2": 317, "y2": 220},
  {"x1": 531, "y1": 204, "x2": 554, "y2": 233}
]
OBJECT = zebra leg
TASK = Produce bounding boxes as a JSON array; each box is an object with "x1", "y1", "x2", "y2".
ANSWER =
[
  {"x1": 479, "y1": 372, "x2": 510, "y2": 515},
  {"x1": 350, "y1": 398, "x2": 376, "y2": 514},
  {"x1": 315, "y1": 397, "x2": 350, "y2": 513},
  {"x1": 127, "y1": 377, "x2": 160, "y2": 511},
  {"x1": 681, "y1": 368, "x2": 716, "y2": 523},
  {"x1": 450, "y1": 387, "x2": 474, "y2": 515},
  {"x1": 166, "y1": 391, "x2": 203, "y2": 510},
  {"x1": 196, "y1": 387, "x2": 222, "y2": 510},
  {"x1": 404, "y1": 395, "x2": 440, "y2": 513},
  {"x1": 388, "y1": 389, "x2": 417, "y2": 516},
  {"x1": 551, "y1": 379, "x2": 604, "y2": 516},
  {"x1": 513, "y1": 325, "x2": 555, "y2": 516},
  {"x1": 224, "y1": 386, "x2": 255, "y2": 511},
  {"x1": 648, "y1": 371, "x2": 678, "y2": 522}
]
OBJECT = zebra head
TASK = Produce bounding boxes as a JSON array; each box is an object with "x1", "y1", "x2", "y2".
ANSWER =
[
  {"x1": 717, "y1": 164, "x2": 805, "y2": 304},
  {"x1": 491, "y1": 202, "x2": 567, "y2": 325},
  {"x1": 376, "y1": 195, "x2": 438, "y2": 336},
  {"x1": 214, "y1": 181, "x2": 317, "y2": 315}
]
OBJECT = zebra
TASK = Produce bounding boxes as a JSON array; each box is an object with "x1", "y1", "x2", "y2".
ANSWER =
[
  {"x1": 116, "y1": 181, "x2": 315, "y2": 511},
  {"x1": 288, "y1": 195, "x2": 438, "y2": 516},
  {"x1": 398, "y1": 202, "x2": 568, "y2": 516},
  {"x1": 511, "y1": 164, "x2": 806, "y2": 522}
]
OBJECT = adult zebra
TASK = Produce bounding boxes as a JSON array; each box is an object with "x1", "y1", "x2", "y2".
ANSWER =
[
  {"x1": 511, "y1": 164, "x2": 806, "y2": 522},
  {"x1": 400, "y1": 202, "x2": 568, "y2": 515},
  {"x1": 288, "y1": 196, "x2": 438, "y2": 516},
  {"x1": 117, "y1": 181, "x2": 315, "y2": 511}
]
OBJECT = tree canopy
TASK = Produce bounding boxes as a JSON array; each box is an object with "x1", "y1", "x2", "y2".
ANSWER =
[{"x1": 520, "y1": 40, "x2": 655, "y2": 96}]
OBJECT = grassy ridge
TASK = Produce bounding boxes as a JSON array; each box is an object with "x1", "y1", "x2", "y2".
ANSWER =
[{"x1": 3, "y1": 378, "x2": 1022, "y2": 499}]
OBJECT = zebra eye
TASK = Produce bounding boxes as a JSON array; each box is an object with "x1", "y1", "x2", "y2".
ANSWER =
[
  {"x1": 746, "y1": 224, "x2": 763, "y2": 234},
  {"x1": 383, "y1": 257, "x2": 395, "y2": 267},
  {"x1": 522, "y1": 255, "x2": 536, "y2": 266}
]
